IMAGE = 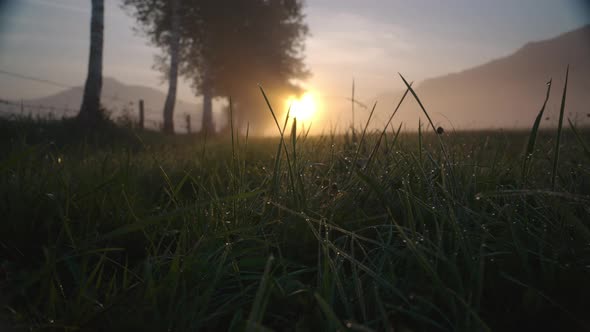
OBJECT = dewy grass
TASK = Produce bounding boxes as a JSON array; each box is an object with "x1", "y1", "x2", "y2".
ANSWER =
[
  {"x1": 0, "y1": 87, "x2": 590, "y2": 331},
  {"x1": 568, "y1": 118, "x2": 590, "y2": 161}
]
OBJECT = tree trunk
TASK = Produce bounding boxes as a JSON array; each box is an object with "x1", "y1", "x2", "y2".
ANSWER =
[
  {"x1": 78, "y1": 0, "x2": 104, "y2": 127},
  {"x1": 162, "y1": 0, "x2": 179, "y2": 134},
  {"x1": 201, "y1": 66, "x2": 215, "y2": 134}
]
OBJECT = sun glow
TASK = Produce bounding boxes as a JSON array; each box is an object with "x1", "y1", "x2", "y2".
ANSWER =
[{"x1": 286, "y1": 92, "x2": 318, "y2": 122}]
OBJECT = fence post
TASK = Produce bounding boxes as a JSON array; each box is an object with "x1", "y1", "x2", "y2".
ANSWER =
[
  {"x1": 20, "y1": 100, "x2": 24, "y2": 115},
  {"x1": 138, "y1": 99, "x2": 144, "y2": 130},
  {"x1": 185, "y1": 114, "x2": 191, "y2": 134}
]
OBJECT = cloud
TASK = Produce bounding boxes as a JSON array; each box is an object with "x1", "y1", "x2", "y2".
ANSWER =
[
  {"x1": 306, "y1": 11, "x2": 413, "y2": 67},
  {"x1": 303, "y1": 11, "x2": 419, "y2": 101}
]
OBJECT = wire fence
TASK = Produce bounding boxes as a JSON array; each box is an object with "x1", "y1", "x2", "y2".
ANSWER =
[
  {"x1": 0, "y1": 69, "x2": 212, "y2": 133},
  {"x1": 0, "y1": 98, "x2": 203, "y2": 132},
  {"x1": 0, "y1": 69, "x2": 204, "y2": 131},
  {"x1": 0, "y1": 98, "x2": 164, "y2": 128},
  {"x1": 0, "y1": 98, "x2": 77, "y2": 116}
]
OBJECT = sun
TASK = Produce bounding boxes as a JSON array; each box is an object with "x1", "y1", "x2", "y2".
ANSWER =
[{"x1": 286, "y1": 92, "x2": 317, "y2": 122}]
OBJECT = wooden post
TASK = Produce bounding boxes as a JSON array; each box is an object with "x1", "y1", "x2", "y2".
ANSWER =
[
  {"x1": 138, "y1": 99, "x2": 144, "y2": 130},
  {"x1": 185, "y1": 114, "x2": 191, "y2": 134},
  {"x1": 20, "y1": 100, "x2": 24, "y2": 115}
]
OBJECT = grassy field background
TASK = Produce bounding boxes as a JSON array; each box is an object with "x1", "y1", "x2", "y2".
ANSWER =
[{"x1": 1, "y1": 108, "x2": 589, "y2": 331}]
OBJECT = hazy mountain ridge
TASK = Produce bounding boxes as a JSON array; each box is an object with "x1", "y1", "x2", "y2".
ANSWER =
[
  {"x1": 1, "y1": 77, "x2": 203, "y2": 132},
  {"x1": 375, "y1": 24, "x2": 590, "y2": 129}
]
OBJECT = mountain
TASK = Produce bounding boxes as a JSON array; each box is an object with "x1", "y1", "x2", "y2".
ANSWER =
[
  {"x1": 1, "y1": 77, "x2": 203, "y2": 132},
  {"x1": 374, "y1": 24, "x2": 590, "y2": 130}
]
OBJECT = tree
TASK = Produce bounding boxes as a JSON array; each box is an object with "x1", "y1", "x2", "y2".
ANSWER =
[
  {"x1": 181, "y1": 0, "x2": 310, "y2": 134},
  {"x1": 123, "y1": 0, "x2": 184, "y2": 134},
  {"x1": 125, "y1": 0, "x2": 309, "y2": 134},
  {"x1": 78, "y1": 0, "x2": 105, "y2": 126},
  {"x1": 162, "y1": 0, "x2": 180, "y2": 134}
]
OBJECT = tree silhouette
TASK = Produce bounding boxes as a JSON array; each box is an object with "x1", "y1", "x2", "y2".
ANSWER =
[
  {"x1": 181, "y1": 0, "x2": 310, "y2": 133},
  {"x1": 123, "y1": 0, "x2": 186, "y2": 134},
  {"x1": 126, "y1": 0, "x2": 309, "y2": 134},
  {"x1": 78, "y1": 0, "x2": 104, "y2": 127}
]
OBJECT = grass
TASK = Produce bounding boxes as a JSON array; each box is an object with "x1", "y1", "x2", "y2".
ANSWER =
[{"x1": 1, "y1": 87, "x2": 590, "y2": 331}]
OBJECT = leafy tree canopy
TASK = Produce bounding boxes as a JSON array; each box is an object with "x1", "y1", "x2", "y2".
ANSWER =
[{"x1": 124, "y1": 0, "x2": 310, "y2": 132}]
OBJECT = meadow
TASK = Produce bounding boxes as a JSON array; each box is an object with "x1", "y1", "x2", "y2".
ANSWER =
[{"x1": 1, "y1": 91, "x2": 590, "y2": 331}]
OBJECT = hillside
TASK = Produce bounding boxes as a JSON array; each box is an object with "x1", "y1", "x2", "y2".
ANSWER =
[
  {"x1": 375, "y1": 25, "x2": 590, "y2": 129},
  {"x1": 1, "y1": 78, "x2": 203, "y2": 132}
]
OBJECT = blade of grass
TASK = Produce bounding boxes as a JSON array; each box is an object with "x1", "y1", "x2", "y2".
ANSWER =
[
  {"x1": 349, "y1": 101, "x2": 377, "y2": 179},
  {"x1": 385, "y1": 122, "x2": 403, "y2": 157},
  {"x1": 247, "y1": 254, "x2": 275, "y2": 329},
  {"x1": 568, "y1": 118, "x2": 590, "y2": 161},
  {"x1": 522, "y1": 79, "x2": 552, "y2": 184},
  {"x1": 366, "y1": 84, "x2": 411, "y2": 170},
  {"x1": 291, "y1": 117, "x2": 305, "y2": 208},
  {"x1": 398, "y1": 73, "x2": 453, "y2": 180},
  {"x1": 418, "y1": 118, "x2": 423, "y2": 167},
  {"x1": 352, "y1": 78, "x2": 356, "y2": 135},
  {"x1": 551, "y1": 66, "x2": 569, "y2": 190},
  {"x1": 259, "y1": 85, "x2": 297, "y2": 203},
  {"x1": 314, "y1": 291, "x2": 346, "y2": 331}
]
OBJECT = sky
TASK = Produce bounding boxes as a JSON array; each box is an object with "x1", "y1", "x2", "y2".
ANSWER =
[{"x1": 0, "y1": 0, "x2": 589, "y2": 126}]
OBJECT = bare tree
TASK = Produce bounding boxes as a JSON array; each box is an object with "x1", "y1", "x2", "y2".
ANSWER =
[
  {"x1": 78, "y1": 0, "x2": 104, "y2": 126},
  {"x1": 123, "y1": 0, "x2": 183, "y2": 134},
  {"x1": 161, "y1": 0, "x2": 180, "y2": 133},
  {"x1": 200, "y1": 61, "x2": 215, "y2": 134}
]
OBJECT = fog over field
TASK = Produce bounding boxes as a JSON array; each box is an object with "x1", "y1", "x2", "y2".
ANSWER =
[{"x1": 1, "y1": 0, "x2": 589, "y2": 133}]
